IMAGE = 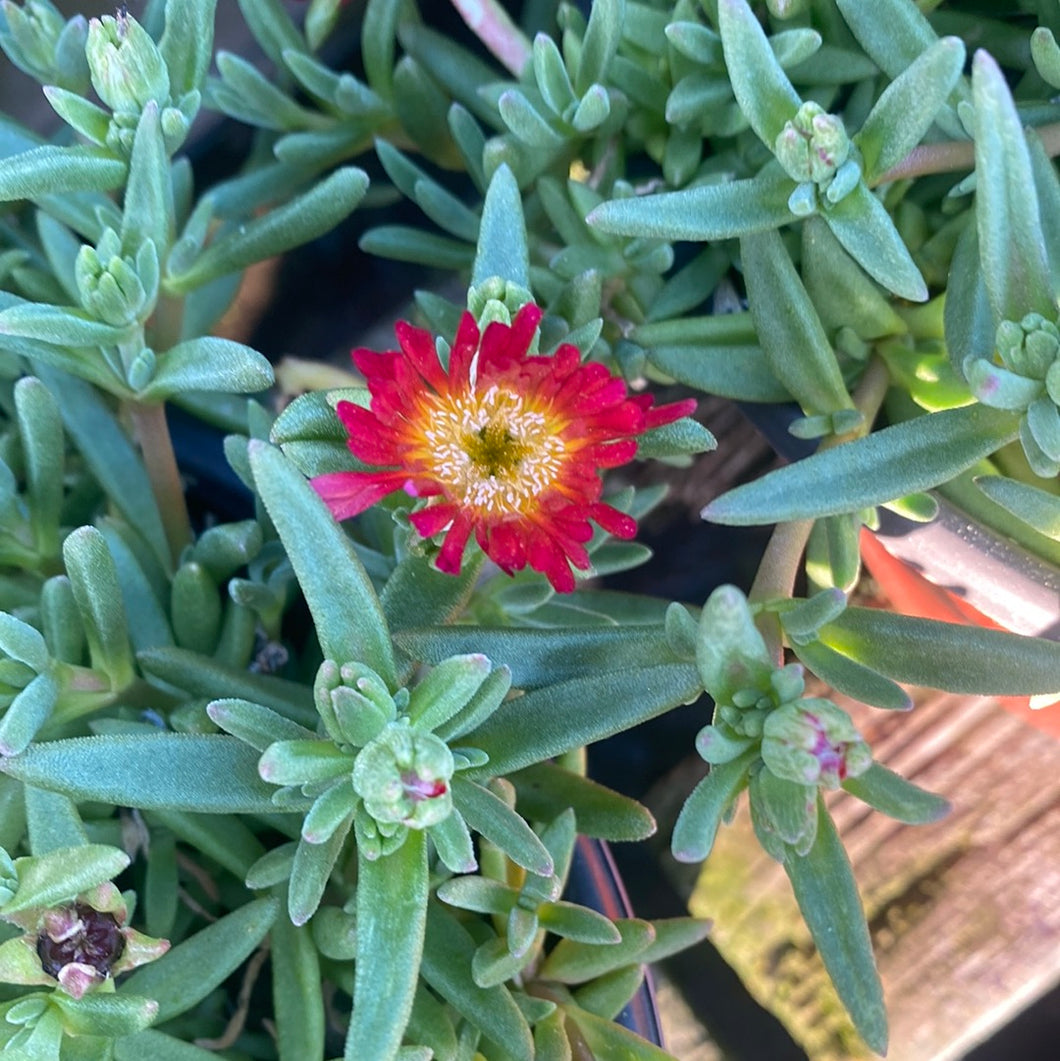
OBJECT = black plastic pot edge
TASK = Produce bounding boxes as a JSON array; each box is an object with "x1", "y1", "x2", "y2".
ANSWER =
[{"x1": 567, "y1": 835, "x2": 665, "y2": 1047}]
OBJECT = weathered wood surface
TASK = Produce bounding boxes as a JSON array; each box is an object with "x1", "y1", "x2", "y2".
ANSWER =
[{"x1": 650, "y1": 688, "x2": 1060, "y2": 1061}]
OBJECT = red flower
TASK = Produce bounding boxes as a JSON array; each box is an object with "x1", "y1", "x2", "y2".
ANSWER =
[{"x1": 312, "y1": 304, "x2": 695, "y2": 592}]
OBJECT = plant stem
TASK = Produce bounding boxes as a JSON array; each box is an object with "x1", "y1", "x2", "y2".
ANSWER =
[
  {"x1": 747, "y1": 356, "x2": 893, "y2": 662},
  {"x1": 872, "y1": 120, "x2": 1060, "y2": 185},
  {"x1": 129, "y1": 400, "x2": 192, "y2": 563},
  {"x1": 450, "y1": 0, "x2": 532, "y2": 76}
]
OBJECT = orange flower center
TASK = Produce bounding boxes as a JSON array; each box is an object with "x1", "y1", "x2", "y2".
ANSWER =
[{"x1": 420, "y1": 384, "x2": 567, "y2": 515}]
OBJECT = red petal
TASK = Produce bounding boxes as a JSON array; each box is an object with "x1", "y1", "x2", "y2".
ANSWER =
[
  {"x1": 397, "y1": 319, "x2": 449, "y2": 392},
  {"x1": 589, "y1": 503, "x2": 637, "y2": 539},
  {"x1": 409, "y1": 503, "x2": 458, "y2": 538},
  {"x1": 448, "y1": 312, "x2": 481, "y2": 383},
  {"x1": 436, "y1": 512, "x2": 474, "y2": 574},
  {"x1": 644, "y1": 397, "x2": 698, "y2": 429},
  {"x1": 311, "y1": 471, "x2": 405, "y2": 521}
]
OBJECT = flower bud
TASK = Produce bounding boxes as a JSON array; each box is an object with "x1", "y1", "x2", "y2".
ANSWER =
[
  {"x1": 74, "y1": 232, "x2": 158, "y2": 327},
  {"x1": 352, "y1": 722, "x2": 454, "y2": 828},
  {"x1": 775, "y1": 102, "x2": 851, "y2": 186},
  {"x1": 37, "y1": 901, "x2": 125, "y2": 998},
  {"x1": 467, "y1": 277, "x2": 535, "y2": 332},
  {"x1": 761, "y1": 697, "x2": 871, "y2": 788},
  {"x1": 86, "y1": 13, "x2": 170, "y2": 115},
  {"x1": 995, "y1": 313, "x2": 1060, "y2": 380}
]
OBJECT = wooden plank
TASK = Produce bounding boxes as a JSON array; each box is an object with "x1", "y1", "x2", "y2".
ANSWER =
[{"x1": 652, "y1": 688, "x2": 1060, "y2": 1060}]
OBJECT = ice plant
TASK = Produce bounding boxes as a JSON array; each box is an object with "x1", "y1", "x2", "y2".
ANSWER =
[{"x1": 311, "y1": 303, "x2": 696, "y2": 591}]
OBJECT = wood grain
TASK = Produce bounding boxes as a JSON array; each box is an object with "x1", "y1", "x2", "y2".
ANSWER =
[{"x1": 652, "y1": 688, "x2": 1060, "y2": 1060}]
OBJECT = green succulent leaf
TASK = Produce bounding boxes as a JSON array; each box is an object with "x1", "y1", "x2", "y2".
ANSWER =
[
  {"x1": 822, "y1": 181, "x2": 927, "y2": 302},
  {"x1": 421, "y1": 901, "x2": 534, "y2": 1061},
  {"x1": 538, "y1": 918, "x2": 654, "y2": 983},
  {"x1": 974, "y1": 476, "x2": 1060, "y2": 540},
  {"x1": 703, "y1": 404, "x2": 1019, "y2": 524},
  {"x1": 856, "y1": 37, "x2": 965, "y2": 182},
  {"x1": 972, "y1": 49, "x2": 1055, "y2": 322},
  {"x1": 718, "y1": 0, "x2": 801, "y2": 147},
  {"x1": 508, "y1": 762, "x2": 655, "y2": 842},
  {"x1": 137, "y1": 337, "x2": 272, "y2": 400},
  {"x1": 671, "y1": 749, "x2": 757, "y2": 863},
  {"x1": 0, "y1": 734, "x2": 287, "y2": 814},
  {"x1": 790, "y1": 637, "x2": 912, "y2": 711},
  {"x1": 51, "y1": 992, "x2": 159, "y2": 1037},
  {"x1": 0, "y1": 146, "x2": 126, "y2": 202},
  {"x1": 818, "y1": 607, "x2": 1060, "y2": 697},
  {"x1": 588, "y1": 168, "x2": 794, "y2": 242},
  {"x1": 842, "y1": 762, "x2": 950, "y2": 824},
  {"x1": 171, "y1": 167, "x2": 369, "y2": 293},
  {"x1": 119, "y1": 897, "x2": 279, "y2": 1021},
  {"x1": 741, "y1": 229, "x2": 854, "y2": 415},
  {"x1": 566, "y1": 1003, "x2": 676, "y2": 1060},
  {"x1": 452, "y1": 777, "x2": 553, "y2": 876},
  {"x1": 248, "y1": 442, "x2": 396, "y2": 689},
  {"x1": 464, "y1": 663, "x2": 702, "y2": 777},
  {"x1": 2, "y1": 843, "x2": 128, "y2": 914},
  {"x1": 271, "y1": 914, "x2": 325, "y2": 1061},
  {"x1": 34, "y1": 366, "x2": 170, "y2": 569},
  {"x1": 115, "y1": 1029, "x2": 222, "y2": 1061},
  {"x1": 783, "y1": 798, "x2": 887, "y2": 1055}
]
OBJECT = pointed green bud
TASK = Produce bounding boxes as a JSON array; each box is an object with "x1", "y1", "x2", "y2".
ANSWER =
[
  {"x1": 352, "y1": 722, "x2": 454, "y2": 829},
  {"x1": 74, "y1": 233, "x2": 158, "y2": 326},
  {"x1": 775, "y1": 102, "x2": 850, "y2": 186},
  {"x1": 761, "y1": 697, "x2": 871, "y2": 789},
  {"x1": 467, "y1": 277, "x2": 535, "y2": 333},
  {"x1": 86, "y1": 13, "x2": 169, "y2": 115},
  {"x1": 995, "y1": 313, "x2": 1060, "y2": 379}
]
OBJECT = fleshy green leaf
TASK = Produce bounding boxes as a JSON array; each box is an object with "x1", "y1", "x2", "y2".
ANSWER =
[
  {"x1": 790, "y1": 637, "x2": 912, "y2": 711},
  {"x1": 464, "y1": 663, "x2": 702, "y2": 777},
  {"x1": 51, "y1": 993, "x2": 158, "y2": 1037},
  {"x1": 0, "y1": 734, "x2": 288, "y2": 814},
  {"x1": 171, "y1": 168, "x2": 369, "y2": 293},
  {"x1": 248, "y1": 442, "x2": 396, "y2": 687},
  {"x1": 671, "y1": 750, "x2": 757, "y2": 863},
  {"x1": 741, "y1": 229, "x2": 854, "y2": 415},
  {"x1": 783, "y1": 798, "x2": 887, "y2": 1054},
  {"x1": 452, "y1": 777, "x2": 553, "y2": 876},
  {"x1": 34, "y1": 366, "x2": 170, "y2": 570},
  {"x1": 842, "y1": 762, "x2": 950, "y2": 824},
  {"x1": 972, "y1": 50, "x2": 1055, "y2": 321},
  {"x1": 138, "y1": 337, "x2": 273, "y2": 400},
  {"x1": 420, "y1": 901, "x2": 534, "y2": 1061},
  {"x1": 3, "y1": 844, "x2": 128, "y2": 914},
  {"x1": 855, "y1": 37, "x2": 964, "y2": 182},
  {"x1": 396, "y1": 625, "x2": 676, "y2": 691},
  {"x1": 703, "y1": 404, "x2": 1019, "y2": 524},
  {"x1": 508, "y1": 762, "x2": 655, "y2": 841},
  {"x1": 347, "y1": 832, "x2": 428, "y2": 1061},
  {"x1": 471, "y1": 163, "x2": 528, "y2": 291},
  {"x1": 718, "y1": 0, "x2": 801, "y2": 146},
  {"x1": 823, "y1": 181, "x2": 927, "y2": 302},
  {"x1": 818, "y1": 607, "x2": 1060, "y2": 696},
  {"x1": 0, "y1": 146, "x2": 125, "y2": 202},
  {"x1": 539, "y1": 918, "x2": 653, "y2": 983},
  {"x1": 588, "y1": 169, "x2": 793, "y2": 242},
  {"x1": 272, "y1": 914, "x2": 324, "y2": 1061},
  {"x1": 974, "y1": 476, "x2": 1060, "y2": 540},
  {"x1": 119, "y1": 897, "x2": 278, "y2": 1021}
]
